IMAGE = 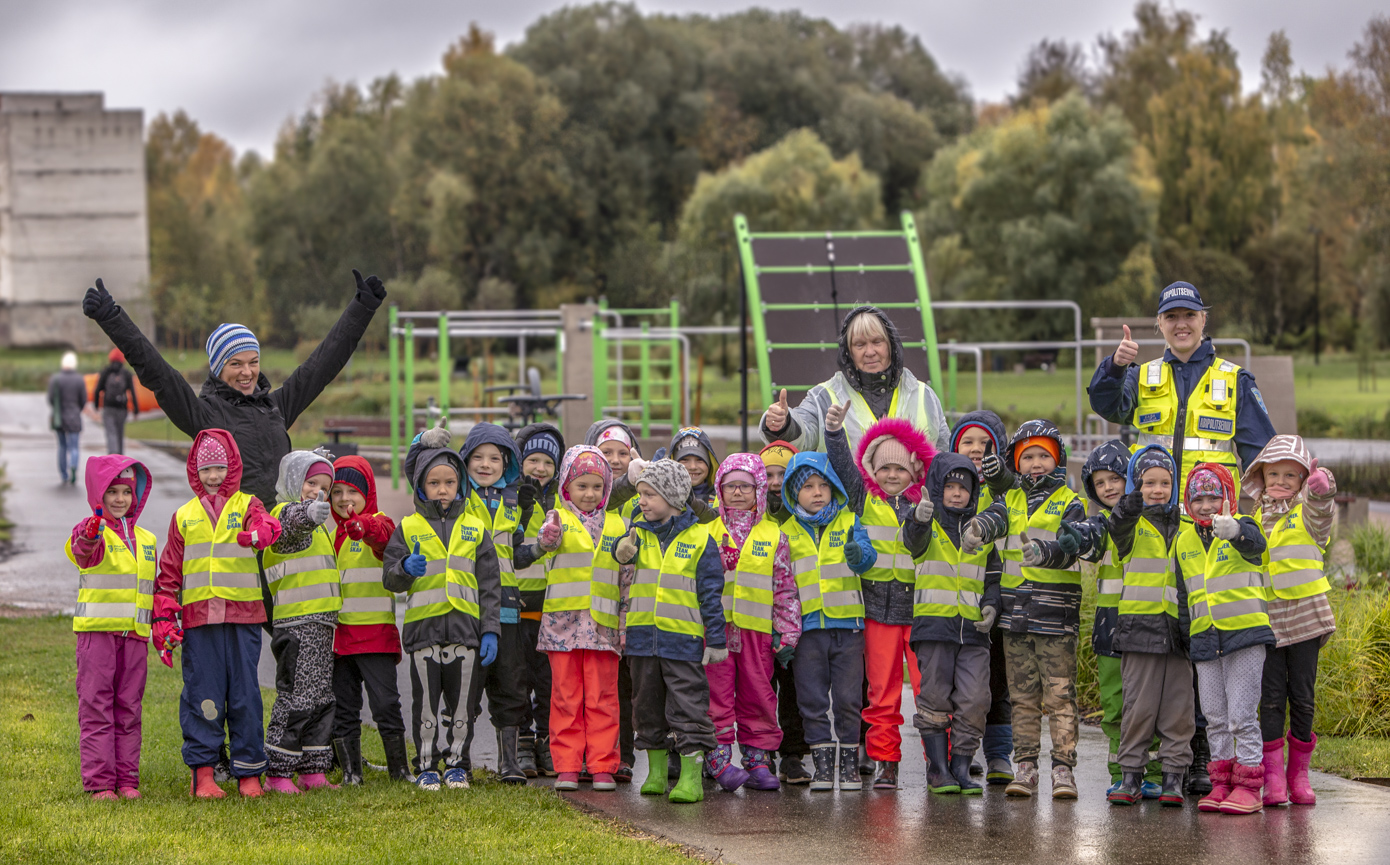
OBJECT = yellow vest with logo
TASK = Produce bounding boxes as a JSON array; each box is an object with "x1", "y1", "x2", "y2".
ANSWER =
[
  {"x1": 712, "y1": 515, "x2": 782, "y2": 633},
  {"x1": 542, "y1": 508, "x2": 623, "y2": 628},
  {"x1": 1118, "y1": 516, "x2": 1179, "y2": 619},
  {"x1": 262, "y1": 502, "x2": 342, "y2": 621},
  {"x1": 1094, "y1": 513, "x2": 1123, "y2": 611},
  {"x1": 912, "y1": 522, "x2": 988, "y2": 621},
  {"x1": 1133, "y1": 358, "x2": 1242, "y2": 494},
  {"x1": 629, "y1": 522, "x2": 713, "y2": 637},
  {"x1": 785, "y1": 507, "x2": 864, "y2": 619},
  {"x1": 400, "y1": 512, "x2": 485, "y2": 624},
  {"x1": 516, "y1": 502, "x2": 549, "y2": 594},
  {"x1": 66, "y1": 524, "x2": 157, "y2": 636},
  {"x1": 1255, "y1": 503, "x2": 1330, "y2": 600},
  {"x1": 1176, "y1": 525, "x2": 1271, "y2": 635},
  {"x1": 466, "y1": 489, "x2": 519, "y2": 589},
  {"x1": 824, "y1": 370, "x2": 938, "y2": 452},
  {"x1": 998, "y1": 486, "x2": 1082, "y2": 588},
  {"x1": 336, "y1": 515, "x2": 396, "y2": 626},
  {"x1": 176, "y1": 491, "x2": 262, "y2": 604},
  {"x1": 858, "y1": 495, "x2": 914, "y2": 583}
]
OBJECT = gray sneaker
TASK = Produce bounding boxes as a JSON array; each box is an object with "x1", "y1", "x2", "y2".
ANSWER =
[
  {"x1": 1051, "y1": 764, "x2": 1078, "y2": 800},
  {"x1": 1005, "y1": 761, "x2": 1038, "y2": 797}
]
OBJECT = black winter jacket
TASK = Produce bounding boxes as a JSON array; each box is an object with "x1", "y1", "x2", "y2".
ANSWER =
[{"x1": 1110, "y1": 502, "x2": 1189, "y2": 656}]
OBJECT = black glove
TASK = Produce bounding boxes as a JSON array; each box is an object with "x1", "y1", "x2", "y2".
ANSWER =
[
  {"x1": 1056, "y1": 520, "x2": 1081, "y2": 556},
  {"x1": 843, "y1": 539, "x2": 864, "y2": 568},
  {"x1": 352, "y1": 268, "x2": 387, "y2": 311},
  {"x1": 516, "y1": 477, "x2": 540, "y2": 512},
  {"x1": 981, "y1": 453, "x2": 1008, "y2": 484},
  {"x1": 82, "y1": 278, "x2": 118, "y2": 322},
  {"x1": 1112, "y1": 490, "x2": 1145, "y2": 522}
]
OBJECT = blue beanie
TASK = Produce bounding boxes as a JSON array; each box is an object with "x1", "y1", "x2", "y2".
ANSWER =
[
  {"x1": 521, "y1": 432, "x2": 562, "y2": 466},
  {"x1": 206, "y1": 323, "x2": 260, "y2": 376}
]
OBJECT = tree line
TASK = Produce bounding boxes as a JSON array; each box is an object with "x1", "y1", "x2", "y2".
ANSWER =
[{"x1": 147, "y1": 2, "x2": 1390, "y2": 360}]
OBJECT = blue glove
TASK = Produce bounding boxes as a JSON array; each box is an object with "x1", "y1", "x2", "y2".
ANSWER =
[
  {"x1": 479, "y1": 632, "x2": 498, "y2": 667},
  {"x1": 843, "y1": 538, "x2": 864, "y2": 568},
  {"x1": 403, "y1": 541, "x2": 427, "y2": 578}
]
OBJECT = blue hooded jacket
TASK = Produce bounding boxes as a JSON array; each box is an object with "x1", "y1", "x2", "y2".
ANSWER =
[
  {"x1": 783, "y1": 451, "x2": 877, "y2": 631},
  {"x1": 459, "y1": 422, "x2": 523, "y2": 620}
]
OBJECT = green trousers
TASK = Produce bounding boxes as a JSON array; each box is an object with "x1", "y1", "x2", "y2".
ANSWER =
[{"x1": 1098, "y1": 654, "x2": 1161, "y2": 784}]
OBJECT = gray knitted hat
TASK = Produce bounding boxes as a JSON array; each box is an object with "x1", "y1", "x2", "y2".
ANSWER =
[{"x1": 637, "y1": 458, "x2": 692, "y2": 510}]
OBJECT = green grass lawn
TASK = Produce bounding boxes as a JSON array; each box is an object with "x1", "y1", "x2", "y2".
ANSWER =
[
  {"x1": 0, "y1": 616, "x2": 690, "y2": 865},
  {"x1": 1311, "y1": 737, "x2": 1390, "y2": 780}
]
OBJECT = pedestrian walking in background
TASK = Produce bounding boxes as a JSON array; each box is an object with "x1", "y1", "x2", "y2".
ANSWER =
[
  {"x1": 94, "y1": 348, "x2": 139, "y2": 455},
  {"x1": 48, "y1": 351, "x2": 88, "y2": 485}
]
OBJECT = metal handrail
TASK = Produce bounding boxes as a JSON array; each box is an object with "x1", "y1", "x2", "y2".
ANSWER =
[{"x1": 600, "y1": 328, "x2": 693, "y2": 427}]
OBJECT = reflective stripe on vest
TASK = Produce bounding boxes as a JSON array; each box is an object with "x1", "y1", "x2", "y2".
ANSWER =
[
  {"x1": 1176, "y1": 526, "x2": 1270, "y2": 635},
  {"x1": 824, "y1": 370, "x2": 937, "y2": 453},
  {"x1": 1132, "y1": 357, "x2": 1242, "y2": 495},
  {"x1": 913, "y1": 523, "x2": 988, "y2": 621},
  {"x1": 542, "y1": 508, "x2": 624, "y2": 628},
  {"x1": 467, "y1": 491, "x2": 519, "y2": 589},
  {"x1": 631, "y1": 522, "x2": 713, "y2": 636},
  {"x1": 516, "y1": 504, "x2": 548, "y2": 593},
  {"x1": 176, "y1": 492, "x2": 262, "y2": 604},
  {"x1": 712, "y1": 515, "x2": 782, "y2": 633},
  {"x1": 66, "y1": 524, "x2": 157, "y2": 636},
  {"x1": 400, "y1": 512, "x2": 484, "y2": 623},
  {"x1": 262, "y1": 502, "x2": 342, "y2": 620},
  {"x1": 998, "y1": 486, "x2": 1082, "y2": 587},
  {"x1": 1094, "y1": 518, "x2": 1123, "y2": 609},
  {"x1": 784, "y1": 508, "x2": 864, "y2": 619},
  {"x1": 1256, "y1": 504, "x2": 1330, "y2": 600},
  {"x1": 858, "y1": 496, "x2": 914, "y2": 583},
  {"x1": 1118, "y1": 517, "x2": 1178, "y2": 619},
  {"x1": 336, "y1": 515, "x2": 396, "y2": 625}
]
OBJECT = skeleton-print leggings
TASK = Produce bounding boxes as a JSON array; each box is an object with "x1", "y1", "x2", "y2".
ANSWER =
[{"x1": 409, "y1": 643, "x2": 478, "y2": 774}]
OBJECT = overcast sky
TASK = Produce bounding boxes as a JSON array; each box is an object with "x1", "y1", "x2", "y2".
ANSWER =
[{"x1": 1, "y1": 0, "x2": 1381, "y2": 159}]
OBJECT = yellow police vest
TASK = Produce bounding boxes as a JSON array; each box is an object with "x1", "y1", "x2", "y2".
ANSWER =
[
  {"x1": 711, "y1": 515, "x2": 782, "y2": 633},
  {"x1": 998, "y1": 486, "x2": 1082, "y2": 588},
  {"x1": 66, "y1": 524, "x2": 157, "y2": 636},
  {"x1": 336, "y1": 516, "x2": 397, "y2": 627},
  {"x1": 858, "y1": 495, "x2": 914, "y2": 583},
  {"x1": 400, "y1": 512, "x2": 485, "y2": 624},
  {"x1": 824, "y1": 370, "x2": 938, "y2": 452},
  {"x1": 1094, "y1": 513, "x2": 1123, "y2": 611},
  {"x1": 1176, "y1": 525, "x2": 1271, "y2": 636},
  {"x1": 542, "y1": 507, "x2": 623, "y2": 629},
  {"x1": 466, "y1": 489, "x2": 519, "y2": 589},
  {"x1": 1255, "y1": 503, "x2": 1330, "y2": 600},
  {"x1": 913, "y1": 522, "x2": 988, "y2": 621},
  {"x1": 785, "y1": 508, "x2": 864, "y2": 619},
  {"x1": 1118, "y1": 516, "x2": 1179, "y2": 619},
  {"x1": 261, "y1": 502, "x2": 342, "y2": 621},
  {"x1": 1133, "y1": 358, "x2": 1242, "y2": 494},
  {"x1": 516, "y1": 503, "x2": 548, "y2": 594},
  {"x1": 629, "y1": 522, "x2": 714, "y2": 637},
  {"x1": 176, "y1": 492, "x2": 262, "y2": 605}
]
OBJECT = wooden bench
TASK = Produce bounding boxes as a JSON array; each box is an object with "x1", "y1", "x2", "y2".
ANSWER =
[{"x1": 323, "y1": 417, "x2": 394, "y2": 443}]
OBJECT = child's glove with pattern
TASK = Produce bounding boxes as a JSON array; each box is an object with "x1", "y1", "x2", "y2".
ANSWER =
[
  {"x1": 719, "y1": 533, "x2": 740, "y2": 573},
  {"x1": 537, "y1": 510, "x2": 563, "y2": 552}
]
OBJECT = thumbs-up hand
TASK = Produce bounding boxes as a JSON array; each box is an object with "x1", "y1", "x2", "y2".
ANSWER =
[
  {"x1": 343, "y1": 507, "x2": 367, "y2": 540},
  {"x1": 1114, "y1": 324, "x2": 1140, "y2": 367},
  {"x1": 1020, "y1": 531, "x2": 1045, "y2": 567},
  {"x1": 765, "y1": 388, "x2": 790, "y2": 434},
  {"x1": 306, "y1": 490, "x2": 333, "y2": 525},
  {"x1": 626, "y1": 457, "x2": 650, "y2": 487},
  {"x1": 403, "y1": 540, "x2": 428, "y2": 577},
  {"x1": 82, "y1": 508, "x2": 104, "y2": 540},
  {"x1": 1212, "y1": 499, "x2": 1240, "y2": 540},
  {"x1": 419, "y1": 417, "x2": 451, "y2": 449},
  {"x1": 616, "y1": 528, "x2": 639, "y2": 563},
  {"x1": 912, "y1": 497, "x2": 934, "y2": 524},
  {"x1": 825, "y1": 402, "x2": 849, "y2": 433},
  {"x1": 719, "y1": 532, "x2": 741, "y2": 573},
  {"x1": 1306, "y1": 457, "x2": 1333, "y2": 497},
  {"x1": 538, "y1": 510, "x2": 563, "y2": 551}
]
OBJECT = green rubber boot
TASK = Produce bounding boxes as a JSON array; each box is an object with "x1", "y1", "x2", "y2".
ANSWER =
[
  {"x1": 640, "y1": 750, "x2": 669, "y2": 796},
  {"x1": 669, "y1": 753, "x2": 704, "y2": 803}
]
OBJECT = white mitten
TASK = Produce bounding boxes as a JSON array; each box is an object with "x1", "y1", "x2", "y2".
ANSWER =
[{"x1": 913, "y1": 498, "x2": 934, "y2": 524}]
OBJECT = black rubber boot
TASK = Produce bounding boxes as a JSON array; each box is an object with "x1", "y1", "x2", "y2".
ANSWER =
[
  {"x1": 922, "y1": 734, "x2": 960, "y2": 794},
  {"x1": 839, "y1": 746, "x2": 863, "y2": 791},
  {"x1": 334, "y1": 737, "x2": 363, "y2": 786},
  {"x1": 1186, "y1": 730, "x2": 1212, "y2": 795},
  {"x1": 668, "y1": 749, "x2": 682, "y2": 780},
  {"x1": 780, "y1": 754, "x2": 812, "y2": 785},
  {"x1": 518, "y1": 732, "x2": 538, "y2": 778},
  {"x1": 382, "y1": 733, "x2": 412, "y2": 782},
  {"x1": 872, "y1": 761, "x2": 898, "y2": 790},
  {"x1": 1108, "y1": 771, "x2": 1143, "y2": 805},
  {"x1": 950, "y1": 753, "x2": 982, "y2": 795},
  {"x1": 535, "y1": 736, "x2": 557, "y2": 777},
  {"x1": 809, "y1": 745, "x2": 836, "y2": 791},
  {"x1": 858, "y1": 743, "x2": 873, "y2": 776},
  {"x1": 1160, "y1": 771, "x2": 1186, "y2": 807},
  {"x1": 497, "y1": 726, "x2": 528, "y2": 784}
]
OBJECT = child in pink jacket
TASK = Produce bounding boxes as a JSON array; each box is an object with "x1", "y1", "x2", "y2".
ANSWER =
[
  {"x1": 66, "y1": 455, "x2": 157, "y2": 800},
  {"x1": 704, "y1": 452, "x2": 801, "y2": 791}
]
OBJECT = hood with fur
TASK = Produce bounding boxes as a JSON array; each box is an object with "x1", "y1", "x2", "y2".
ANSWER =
[{"x1": 856, "y1": 417, "x2": 934, "y2": 504}]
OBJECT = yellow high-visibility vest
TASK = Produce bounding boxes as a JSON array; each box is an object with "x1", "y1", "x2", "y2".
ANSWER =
[
  {"x1": 262, "y1": 502, "x2": 341, "y2": 621},
  {"x1": 1133, "y1": 358, "x2": 1242, "y2": 494},
  {"x1": 824, "y1": 371, "x2": 939, "y2": 452},
  {"x1": 784, "y1": 508, "x2": 864, "y2": 619},
  {"x1": 858, "y1": 495, "x2": 913, "y2": 583},
  {"x1": 1095, "y1": 513, "x2": 1123, "y2": 611},
  {"x1": 176, "y1": 492, "x2": 262, "y2": 605},
  {"x1": 1118, "y1": 516, "x2": 1179, "y2": 619},
  {"x1": 66, "y1": 524, "x2": 157, "y2": 636},
  {"x1": 466, "y1": 490, "x2": 520, "y2": 590},
  {"x1": 912, "y1": 522, "x2": 988, "y2": 621},
  {"x1": 400, "y1": 512, "x2": 485, "y2": 624},
  {"x1": 336, "y1": 517, "x2": 396, "y2": 627},
  {"x1": 630, "y1": 522, "x2": 714, "y2": 637},
  {"x1": 998, "y1": 486, "x2": 1082, "y2": 588},
  {"x1": 1176, "y1": 525, "x2": 1271, "y2": 636},
  {"x1": 711, "y1": 515, "x2": 782, "y2": 633},
  {"x1": 540, "y1": 507, "x2": 624, "y2": 628},
  {"x1": 1255, "y1": 503, "x2": 1330, "y2": 600}
]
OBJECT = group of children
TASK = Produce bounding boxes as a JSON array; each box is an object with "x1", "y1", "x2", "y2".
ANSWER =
[{"x1": 69, "y1": 406, "x2": 1336, "y2": 815}]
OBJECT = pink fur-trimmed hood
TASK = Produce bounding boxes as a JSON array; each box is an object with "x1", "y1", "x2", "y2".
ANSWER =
[{"x1": 855, "y1": 417, "x2": 935, "y2": 504}]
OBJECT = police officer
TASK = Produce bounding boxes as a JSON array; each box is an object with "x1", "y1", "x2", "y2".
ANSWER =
[{"x1": 1088, "y1": 281, "x2": 1277, "y2": 500}]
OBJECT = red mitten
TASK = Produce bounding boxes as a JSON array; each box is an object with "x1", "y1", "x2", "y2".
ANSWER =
[
  {"x1": 538, "y1": 510, "x2": 563, "y2": 551},
  {"x1": 344, "y1": 509, "x2": 367, "y2": 540},
  {"x1": 82, "y1": 509, "x2": 105, "y2": 539},
  {"x1": 152, "y1": 619, "x2": 183, "y2": 652},
  {"x1": 719, "y1": 533, "x2": 740, "y2": 573}
]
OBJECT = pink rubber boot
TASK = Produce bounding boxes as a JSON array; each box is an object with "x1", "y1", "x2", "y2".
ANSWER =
[
  {"x1": 1262, "y1": 739, "x2": 1288, "y2": 806},
  {"x1": 1287, "y1": 733, "x2": 1317, "y2": 805},
  {"x1": 264, "y1": 776, "x2": 301, "y2": 794},
  {"x1": 298, "y1": 773, "x2": 339, "y2": 790}
]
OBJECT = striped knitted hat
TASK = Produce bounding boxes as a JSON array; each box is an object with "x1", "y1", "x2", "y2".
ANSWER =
[{"x1": 205, "y1": 323, "x2": 260, "y2": 377}]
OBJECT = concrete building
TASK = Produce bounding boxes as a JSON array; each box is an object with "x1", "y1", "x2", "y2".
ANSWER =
[{"x1": 0, "y1": 92, "x2": 151, "y2": 349}]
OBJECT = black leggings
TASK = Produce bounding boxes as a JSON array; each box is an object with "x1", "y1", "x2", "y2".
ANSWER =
[{"x1": 1260, "y1": 638, "x2": 1321, "y2": 742}]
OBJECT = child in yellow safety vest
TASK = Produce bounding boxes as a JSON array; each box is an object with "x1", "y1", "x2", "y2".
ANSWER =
[
  {"x1": 383, "y1": 442, "x2": 502, "y2": 791},
  {"x1": 1103, "y1": 445, "x2": 1193, "y2": 808},
  {"x1": 67, "y1": 456, "x2": 157, "y2": 800},
  {"x1": 902, "y1": 452, "x2": 1003, "y2": 796},
  {"x1": 824, "y1": 407, "x2": 937, "y2": 790},
  {"x1": 613, "y1": 458, "x2": 727, "y2": 804},
  {"x1": 1242, "y1": 435, "x2": 1337, "y2": 807},
  {"x1": 759, "y1": 438, "x2": 807, "y2": 784},
  {"x1": 759, "y1": 440, "x2": 798, "y2": 525},
  {"x1": 517, "y1": 445, "x2": 625, "y2": 792},
  {"x1": 670, "y1": 426, "x2": 720, "y2": 507},
  {"x1": 261, "y1": 450, "x2": 340, "y2": 793},
  {"x1": 1177, "y1": 463, "x2": 1273, "y2": 815},
  {"x1": 157, "y1": 428, "x2": 282, "y2": 799}
]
